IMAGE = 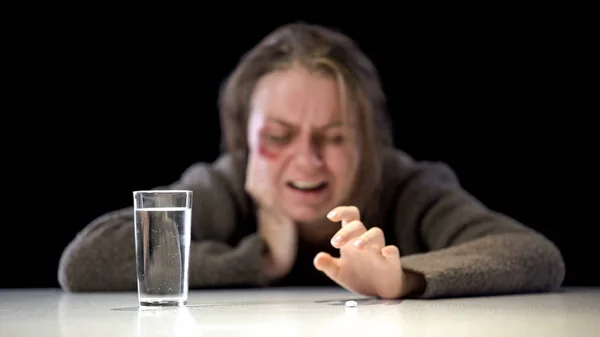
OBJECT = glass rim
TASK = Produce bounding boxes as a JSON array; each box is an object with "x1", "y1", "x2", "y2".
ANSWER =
[{"x1": 133, "y1": 190, "x2": 193, "y2": 195}]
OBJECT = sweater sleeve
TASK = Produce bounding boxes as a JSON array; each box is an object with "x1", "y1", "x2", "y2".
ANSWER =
[
  {"x1": 394, "y1": 161, "x2": 566, "y2": 299},
  {"x1": 58, "y1": 158, "x2": 267, "y2": 292}
]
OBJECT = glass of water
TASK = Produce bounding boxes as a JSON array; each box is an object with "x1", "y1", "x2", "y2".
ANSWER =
[{"x1": 133, "y1": 190, "x2": 192, "y2": 307}]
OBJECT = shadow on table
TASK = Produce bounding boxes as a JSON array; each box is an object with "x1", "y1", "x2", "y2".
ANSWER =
[
  {"x1": 111, "y1": 306, "x2": 180, "y2": 311},
  {"x1": 315, "y1": 298, "x2": 403, "y2": 306},
  {"x1": 110, "y1": 298, "x2": 402, "y2": 311}
]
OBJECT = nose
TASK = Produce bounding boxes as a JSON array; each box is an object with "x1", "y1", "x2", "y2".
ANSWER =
[{"x1": 294, "y1": 137, "x2": 324, "y2": 169}]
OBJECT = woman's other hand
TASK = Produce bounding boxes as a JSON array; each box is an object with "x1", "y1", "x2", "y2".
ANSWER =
[{"x1": 245, "y1": 147, "x2": 298, "y2": 282}]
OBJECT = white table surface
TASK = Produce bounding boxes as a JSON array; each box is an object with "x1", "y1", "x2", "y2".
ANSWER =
[{"x1": 1, "y1": 287, "x2": 598, "y2": 337}]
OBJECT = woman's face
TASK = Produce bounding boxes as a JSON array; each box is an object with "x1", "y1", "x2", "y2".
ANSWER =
[{"x1": 247, "y1": 65, "x2": 360, "y2": 224}]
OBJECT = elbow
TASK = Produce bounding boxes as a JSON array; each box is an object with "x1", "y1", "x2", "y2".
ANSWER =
[
  {"x1": 57, "y1": 240, "x2": 137, "y2": 292},
  {"x1": 57, "y1": 243, "x2": 98, "y2": 292},
  {"x1": 57, "y1": 213, "x2": 138, "y2": 292},
  {"x1": 518, "y1": 232, "x2": 566, "y2": 293},
  {"x1": 537, "y1": 236, "x2": 566, "y2": 291},
  {"x1": 57, "y1": 250, "x2": 86, "y2": 292}
]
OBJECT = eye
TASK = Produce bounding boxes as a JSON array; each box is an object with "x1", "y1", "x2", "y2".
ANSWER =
[
  {"x1": 325, "y1": 134, "x2": 345, "y2": 145},
  {"x1": 264, "y1": 133, "x2": 291, "y2": 145}
]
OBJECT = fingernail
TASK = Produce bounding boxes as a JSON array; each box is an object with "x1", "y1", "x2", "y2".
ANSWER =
[
  {"x1": 353, "y1": 239, "x2": 363, "y2": 248},
  {"x1": 327, "y1": 211, "x2": 337, "y2": 219},
  {"x1": 331, "y1": 235, "x2": 342, "y2": 245}
]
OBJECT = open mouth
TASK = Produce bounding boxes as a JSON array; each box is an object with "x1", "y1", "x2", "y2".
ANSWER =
[{"x1": 287, "y1": 180, "x2": 328, "y2": 192}]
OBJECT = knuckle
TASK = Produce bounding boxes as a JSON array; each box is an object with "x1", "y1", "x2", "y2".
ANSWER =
[
  {"x1": 387, "y1": 245, "x2": 399, "y2": 254},
  {"x1": 369, "y1": 226, "x2": 384, "y2": 236},
  {"x1": 338, "y1": 205, "x2": 358, "y2": 215},
  {"x1": 347, "y1": 220, "x2": 365, "y2": 230},
  {"x1": 338, "y1": 206, "x2": 351, "y2": 214}
]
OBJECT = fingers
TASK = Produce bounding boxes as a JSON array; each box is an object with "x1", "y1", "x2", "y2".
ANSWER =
[
  {"x1": 313, "y1": 252, "x2": 340, "y2": 279},
  {"x1": 330, "y1": 220, "x2": 367, "y2": 248},
  {"x1": 381, "y1": 245, "x2": 400, "y2": 261},
  {"x1": 244, "y1": 153, "x2": 260, "y2": 196},
  {"x1": 353, "y1": 227, "x2": 386, "y2": 249},
  {"x1": 245, "y1": 153, "x2": 276, "y2": 209},
  {"x1": 327, "y1": 206, "x2": 360, "y2": 227}
]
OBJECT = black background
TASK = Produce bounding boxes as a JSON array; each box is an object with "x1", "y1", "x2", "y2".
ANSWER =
[{"x1": 4, "y1": 8, "x2": 595, "y2": 289}]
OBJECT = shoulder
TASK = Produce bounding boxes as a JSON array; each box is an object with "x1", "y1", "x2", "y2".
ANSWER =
[
  {"x1": 174, "y1": 151, "x2": 252, "y2": 237},
  {"x1": 179, "y1": 153, "x2": 244, "y2": 190},
  {"x1": 373, "y1": 147, "x2": 464, "y2": 226}
]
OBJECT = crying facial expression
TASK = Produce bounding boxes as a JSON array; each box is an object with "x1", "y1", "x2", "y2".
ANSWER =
[{"x1": 247, "y1": 65, "x2": 360, "y2": 224}]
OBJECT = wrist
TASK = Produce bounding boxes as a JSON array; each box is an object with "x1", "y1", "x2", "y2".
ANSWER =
[
  {"x1": 256, "y1": 207, "x2": 296, "y2": 282},
  {"x1": 261, "y1": 253, "x2": 278, "y2": 281},
  {"x1": 258, "y1": 207, "x2": 291, "y2": 226},
  {"x1": 401, "y1": 269, "x2": 426, "y2": 297},
  {"x1": 261, "y1": 249, "x2": 292, "y2": 281}
]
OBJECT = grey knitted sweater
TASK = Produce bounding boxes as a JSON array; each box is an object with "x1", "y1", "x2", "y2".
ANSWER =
[{"x1": 58, "y1": 148, "x2": 565, "y2": 298}]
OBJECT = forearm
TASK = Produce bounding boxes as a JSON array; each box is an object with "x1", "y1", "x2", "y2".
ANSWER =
[
  {"x1": 58, "y1": 208, "x2": 138, "y2": 292},
  {"x1": 401, "y1": 269, "x2": 426, "y2": 297},
  {"x1": 187, "y1": 234, "x2": 268, "y2": 288},
  {"x1": 59, "y1": 209, "x2": 268, "y2": 291},
  {"x1": 400, "y1": 232, "x2": 566, "y2": 299}
]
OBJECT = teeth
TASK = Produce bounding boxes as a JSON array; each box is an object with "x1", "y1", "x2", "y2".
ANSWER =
[{"x1": 290, "y1": 181, "x2": 324, "y2": 189}]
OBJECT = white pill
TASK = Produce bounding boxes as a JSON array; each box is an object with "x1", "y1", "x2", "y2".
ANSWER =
[{"x1": 345, "y1": 300, "x2": 357, "y2": 307}]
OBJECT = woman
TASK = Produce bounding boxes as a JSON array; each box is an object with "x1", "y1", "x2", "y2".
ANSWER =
[{"x1": 58, "y1": 22, "x2": 565, "y2": 299}]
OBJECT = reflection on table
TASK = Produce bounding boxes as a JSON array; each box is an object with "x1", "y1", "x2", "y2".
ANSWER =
[{"x1": 1, "y1": 287, "x2": 599, "y2": 337}]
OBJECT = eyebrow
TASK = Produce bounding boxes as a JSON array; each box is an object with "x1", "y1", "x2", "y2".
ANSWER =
[{"x1": 266, "y1": 117, "x2": 344, "y2": 130}]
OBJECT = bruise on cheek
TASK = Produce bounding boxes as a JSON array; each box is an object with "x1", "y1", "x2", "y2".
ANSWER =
[
  {"x1": 258, "y1": 143, "x2": 278, "y2": 160},
  {"x1": 257, "y1": 127, "x2": 281, "y2": 160}
]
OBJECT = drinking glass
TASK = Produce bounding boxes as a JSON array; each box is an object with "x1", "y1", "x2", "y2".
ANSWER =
[{"x1": 133, "y1": 190, "x2": 192, "y2": 307}]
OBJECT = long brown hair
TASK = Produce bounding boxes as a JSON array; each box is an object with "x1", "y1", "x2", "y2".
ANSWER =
[{"x1": 218, "y1": 22, "x2": 393, "y2": 220}]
